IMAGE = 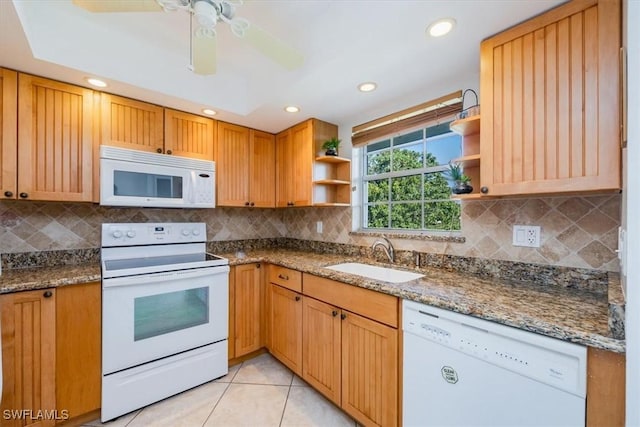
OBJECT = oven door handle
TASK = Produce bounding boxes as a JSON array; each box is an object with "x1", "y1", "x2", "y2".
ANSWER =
[{"x1": 102, "y1": 266, "x2": 229, "y2": 288}]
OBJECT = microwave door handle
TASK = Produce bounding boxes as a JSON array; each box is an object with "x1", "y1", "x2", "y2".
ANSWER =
[{"x1": 187, "y1": 171, "x2": 196, "y2": 203}]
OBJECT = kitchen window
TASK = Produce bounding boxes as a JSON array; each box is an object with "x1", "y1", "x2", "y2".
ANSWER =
[{"x1": 362, "y1": 122, "x2": 462, "y2": 231}]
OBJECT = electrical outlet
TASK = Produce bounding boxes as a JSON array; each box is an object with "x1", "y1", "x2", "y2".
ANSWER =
[
  {"x1": 512, "y1": 225, "x2": 541, "y2": 248},
  {"x1": 316, "y1": 221, "x2": 323, "y2": 234}
]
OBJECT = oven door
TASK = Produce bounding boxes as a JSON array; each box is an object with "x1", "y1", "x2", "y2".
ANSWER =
[{"x1": 102, "y1": 266, "x2": 229, "y2": 375}]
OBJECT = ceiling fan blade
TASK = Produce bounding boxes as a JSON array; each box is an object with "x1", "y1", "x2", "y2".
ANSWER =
[
  {"x1": 72, "y1": 0, "x2": 163, "y2": 13},
  {"x1": 241, "y1": 24, "x2": 304, "y2": 70},
  {"x1": 192, "y1": 30, "x2": 217, "y2": 75}
]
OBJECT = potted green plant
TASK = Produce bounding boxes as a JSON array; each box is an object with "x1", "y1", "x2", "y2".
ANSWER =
[
  {"x1": 322, "y1": 137, "x2": 341, "y2": 156},
  {"x1": 445, "y1": 162, "x2": 473, "y2": 194}
]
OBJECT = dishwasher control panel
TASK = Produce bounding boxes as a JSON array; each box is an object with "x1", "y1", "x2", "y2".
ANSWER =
[{"x1": 403, "y1": 300, "x2": 587, "y2": 397}]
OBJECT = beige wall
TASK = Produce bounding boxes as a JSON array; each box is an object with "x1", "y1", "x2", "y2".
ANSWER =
[{"x1": 0, "y1": 194, "x2": 620, "y2": 271}]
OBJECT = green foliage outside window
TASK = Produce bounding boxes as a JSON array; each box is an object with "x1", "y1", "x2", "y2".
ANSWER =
[{"x1": 364, "y1": 128, "x2": 462, "y2": 231}]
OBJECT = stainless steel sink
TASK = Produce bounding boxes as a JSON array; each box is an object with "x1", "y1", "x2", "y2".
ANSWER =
[{"x1": 324, "y1": 262, "x2": 424, "y2": 283}]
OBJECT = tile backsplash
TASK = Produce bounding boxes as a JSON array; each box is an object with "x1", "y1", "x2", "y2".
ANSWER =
[{"x1": 0, "y1": 194, "x2": 621, "y2": 271}]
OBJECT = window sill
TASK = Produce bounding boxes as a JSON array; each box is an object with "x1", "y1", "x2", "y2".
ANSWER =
[{"x1": 350, "y1": 230, "x2": 465, "y2": 244}]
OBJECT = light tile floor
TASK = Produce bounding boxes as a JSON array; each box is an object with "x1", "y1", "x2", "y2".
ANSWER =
[{"x1": 84, "y1": 353, "x2": 356, "y2": 427}]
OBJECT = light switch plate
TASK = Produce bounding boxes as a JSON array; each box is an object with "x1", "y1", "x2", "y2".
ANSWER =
[
  {"x1": 512, "y1": 225, "x2": 541, "y2": 248},
  {"x1": 316, "y1": 221, "x2": 323, "y2": 234}
]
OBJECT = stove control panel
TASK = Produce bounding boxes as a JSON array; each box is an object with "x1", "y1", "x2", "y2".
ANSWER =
[{"x1": 102, "y1": 222, "x2": 207, "y2": 246}]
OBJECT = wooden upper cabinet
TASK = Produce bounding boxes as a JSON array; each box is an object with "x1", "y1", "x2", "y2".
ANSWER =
[
  {"x1": 216, "y1": 121, "x2": 250, "y2": 206},
  {"x1": 0, "y1": 68, "x2": 17, "y2": 200},
  {"x1": 1, "y1": 289, "x2": 57, "y2": 427},
  {"x1": 276, "y1": 119, "x2": 337, "y2": 207},
  {"x1": 216, "y1": 122, "x2": 275, "y2": 207},
  {"x1": 164, "y1": 108, "x2": 215, "y2": 160},
  {"x1": 480, "y1": 0, "x2": 621, "y2": 196},
  {"x1": 101, "y1": 93, "x2": 164, "y2": 154},
  {"x1": 249, "y1": 130, "x2": 276, "y2": 207},
  {"x1": 17, "y1": 74, "x2": 94, "y2": 202}
]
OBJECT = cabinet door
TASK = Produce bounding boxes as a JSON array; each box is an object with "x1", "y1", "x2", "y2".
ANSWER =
[
  {"x1": 249, "y1": 130, "x2": 276, "y2": 208},
  {"x1": 268, "y1": 284, "x2": 302, "y2": 375},
  {"x1": 101, "y1": 93, "x2": 164, "y2": 154},
  {"x1": 0, "y1": 68, "x2": 17, "y2": 200},
  {"x1": 164, "y1": 108, "x2": 215, "y2": 160},
  {"x1": 216, "y1": 122, "x2": 250, "y2": 207},
  {"x1": 289, "y1": 121, "x2": 313, "y2": 206},
  {"x1": 17, "y1": 74, "x2": 94, "y2": 202},
  {"x1": 341, "y1": 311, "x2": 398, "y2": 427},
  {"x1": 275, "y1": 129, "x2": 292, "y2": 207},
  {"x1": 480, "y1": 0, "x2": 621, "y2": 195},
  {"x1": 234, "y1": 263, "x2": 263, "y2": 356},
  {"x1": 56, "y1": 283, "x2": 101, "y2": 422},
  {"x1": 302, "y1": 297, "x2": 341, "y2": 405},
  {"x1": 1, "y1": 289, "x2": 56, "y2": 427}
]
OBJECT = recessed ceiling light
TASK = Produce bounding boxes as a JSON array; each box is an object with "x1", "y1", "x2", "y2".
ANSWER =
[
  {"x1": 358, "y1": 82, "x2": 377, "y2": 92},
  {"x1": 427, "y1": 18, "x2": 456, "y2": 37},
  {"x1": 202, "y1": 108, "x2": 217, "y2": 116},
  {"x1": 85, "y1": 77, "x2": 107, "y2": 88},
  {"x1": 285, "y1": 106, "x2": 300, "y2": 113}
]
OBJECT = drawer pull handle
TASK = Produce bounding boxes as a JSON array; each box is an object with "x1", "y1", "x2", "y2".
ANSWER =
[
  {"x1": 295, "y1": 296, "x2": 301, "y2": 302},
  {"x1": 278, "y1": 274, "x2": 289, "y2": 280},
  {"x1": 332, "y1": 310, "x2": 338, "y2": 317},
  {"x1": 43, "y1": 290, "x2": 53, "y2": 298}
]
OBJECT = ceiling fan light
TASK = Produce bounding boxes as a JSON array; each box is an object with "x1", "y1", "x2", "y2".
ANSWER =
[
  {"x1": 285, "y1": 106, "x2": 300, "y2": 113},
  {"x1": 358, "y1": 82, "x2": 377, "y2": 92},
  {"x1": 194, "y1": 0, "x2": 218, "y2": 29},
  {"x1": 427, "y1": 18, "x2": 456, "y2": 37},
  {"x1": 85, "y1": 77, "x2": 107, "y2": 88},
  {"x1": 202, "y1": 108, "x2": 217, "y2": 116}
]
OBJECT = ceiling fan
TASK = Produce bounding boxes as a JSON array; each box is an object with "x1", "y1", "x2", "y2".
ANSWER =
[{"x1": 72, "y1": 0, "x2": 304, "y2": 75}]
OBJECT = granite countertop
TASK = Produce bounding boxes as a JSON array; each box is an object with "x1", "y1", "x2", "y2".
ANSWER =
[
  {"x1": 0, "y1": 249, "x2": 624, "y2": 353},
  {"x1": 223, "y1": 249, "x2": 625, "y2": 353}
]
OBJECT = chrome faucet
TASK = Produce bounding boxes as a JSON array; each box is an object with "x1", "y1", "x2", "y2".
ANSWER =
[{"x1": 371, "y1": 235, "x2": 395, "y2": 263}]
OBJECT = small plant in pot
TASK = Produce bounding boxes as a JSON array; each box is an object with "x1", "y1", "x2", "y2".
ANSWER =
[
  {"x1": 445, "y1": 162, "x2": 474, "y2": 194},
  {"x1": 322, "y1": 137, "x2": 341, "y2": 156}
]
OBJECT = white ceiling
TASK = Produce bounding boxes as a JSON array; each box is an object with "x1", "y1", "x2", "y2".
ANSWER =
[{"x1": 1, "y1": 0, "x2": 564, "y2": 134}]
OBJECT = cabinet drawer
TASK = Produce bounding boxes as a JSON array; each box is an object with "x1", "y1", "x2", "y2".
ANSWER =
[
  {"x1": 269, "y1": 265, "x2": 302, "y2": 292},
  {"x1": 303, "y1": 273, "x2": 398, "y2": 328}
]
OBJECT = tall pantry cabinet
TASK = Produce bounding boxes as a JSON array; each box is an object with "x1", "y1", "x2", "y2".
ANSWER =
[{"x1": 479, "y1": 0, "x2": 621, "y2": 196}]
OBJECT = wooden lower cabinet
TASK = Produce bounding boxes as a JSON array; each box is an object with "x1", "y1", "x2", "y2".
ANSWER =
[
  {"x1": 267, "y1": 284, "x2": 302, "y2": 375},
  {"x1": 55, "y1": 283, "x2": 101, "y2": 422},
  {"x1": 586, "y1": 347, "x2": 625, "y2": 427},
  {"x1": 233, "y1": 263, "x2": 264, "y2": 357},
  {"x1": 1, "y1": 289, "x2": 56, "y2": 427},
  {"x1": 302, "y1": 297, "x2": 341, "y2": 405},
  {"x1": 341, "y1": 311, "x2": 398, "y2": 427},
  {"x1": 0, "y1": 284, "x2": 101, "y2": 427}
]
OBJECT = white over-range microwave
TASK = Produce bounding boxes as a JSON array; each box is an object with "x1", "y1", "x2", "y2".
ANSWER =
[{"x1": 100, "y1": 146, "x2": 215, "y2": 208}]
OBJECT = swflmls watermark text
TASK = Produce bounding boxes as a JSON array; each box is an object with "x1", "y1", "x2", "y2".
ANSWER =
[{"x1": 3, "y1": 409, "x2": 69, "y2": 421}]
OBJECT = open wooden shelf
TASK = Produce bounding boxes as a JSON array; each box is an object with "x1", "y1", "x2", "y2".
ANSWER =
[
  {"x1": 314, "y1": 179, "x2": 350, "y2": 185},
  {"x1": 450, "y1": 193, "x2": 483, "y2": 200},
  {"x1": 315, "y1": 155, "x2": 351, "y2": 164},
  {"x1": 452, "y1": 154, "x2": 480, "y2": 168},
  {"x1": 449, "y1": 115, "x2": 480, "y2": 136},
  {"x1": 313, "y1": 202, "x2": 351, "y2": 207}
]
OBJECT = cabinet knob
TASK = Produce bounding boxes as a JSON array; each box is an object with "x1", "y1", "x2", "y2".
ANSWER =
[
  {"x1": 340, "y1": 313, "x2": 346, "y2": 320},
  {"x1": 156, "y1": 148, "x2": 163, "y2": 153},
  {"x1": 250, "y1": 202, "x2": 255, "y2": 207},
  {"x1": 19, "y1": 192, "x2": 28, "y2": 199},
  {"x1": 480, "y1": 186, "x2": 489, "y2": 194},
  {"x1": 245, "y1": 202, "x2": 250, "y2": 206},
  {"x1": 295, "y1": 296, "x2": 301, "y2": 302},
  {"x1": 166, "y1": 150, "x2": 172, "y2": 155},
  {"x1": 43, "y1": 290, "x2": 53, "y2": 298},
  {"x1": 256, "y1": 263, "x2": 261, "y2": 269},
  {"x1": 332, "y1": 310, "x2": 338, "y2": 317},
  {"x1": 3, "y1": 191, "x2": 13, "y2": 197},
  {"x1": 278, "y1": 274, "x2": 289, "y2": 280}
]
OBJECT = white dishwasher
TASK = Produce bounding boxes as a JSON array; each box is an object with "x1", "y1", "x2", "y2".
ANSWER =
[{"x1": 403, "y1": 300, "x2": 587, "y2": 427}]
